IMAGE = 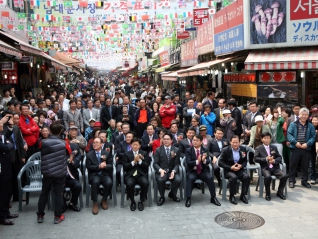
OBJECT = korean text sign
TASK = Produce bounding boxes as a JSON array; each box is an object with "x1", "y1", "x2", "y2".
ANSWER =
[
  {"x1": 181, "y1": 39, "x2": 198, "y2": 67},
  {"x1": 159, "y1": 51, "x2": 170, "y2": 67},
  {"x1": 248, "y1": 0, "x2": 318, "y2": 48},
  {"x1": 193, "y1": 8, "x2": 209, "y2": 26},
  {"x1": 197, "y1": 18, "x2": 214, "y2": 54},
  {"x1": 213, "y1": 0, "x2": 244, "y2": 55}
]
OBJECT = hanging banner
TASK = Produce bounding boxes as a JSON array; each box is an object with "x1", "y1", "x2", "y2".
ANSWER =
[
  {"x1": 197, "y1": 17, "x2": 214, "y2": 55},
  {"x1": 180, "y1": 39, "x2": 198, "y2": 67},
  {"x1": 247, "y1": 0, "x2": 318, "y2": 49},
  {"x1": 193, "y1": 8, "x2": 209, "y2": 26},
  {"x1": 213, "y1": 0, "x2": 244, "y2": 56}
]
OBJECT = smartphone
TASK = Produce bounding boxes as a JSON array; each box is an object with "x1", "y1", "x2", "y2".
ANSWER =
[{"x1": 267, "y1": 114, "x2": 273, "y2": 121}]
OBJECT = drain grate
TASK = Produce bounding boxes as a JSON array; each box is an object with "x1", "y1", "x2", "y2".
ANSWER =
[{"x1": 215, "y1": 211, "x2": 265, "y2": 230}]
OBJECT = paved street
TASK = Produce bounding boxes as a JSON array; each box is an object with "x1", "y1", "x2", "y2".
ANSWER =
[{"x1": 1, "y1": 176, "x2": 318, "y2": 239}]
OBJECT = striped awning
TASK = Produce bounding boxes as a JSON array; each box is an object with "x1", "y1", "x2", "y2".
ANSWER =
[
  {"x1": 245, "y1": 47, "x2": 318, "y2": 70},
  {"x1": 161, "y1": 69, "x2": 185, "y2": 81},
  {"x1": 0, "y1": 40, "x2": 22, "y2": 59}
]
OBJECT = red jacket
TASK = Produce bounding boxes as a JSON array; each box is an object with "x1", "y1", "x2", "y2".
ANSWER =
[
  {"x1": 19, "y1": 115, "x2": 40, "y2": 147},
  {"x1": 159, "y1": 104, "x2": 176, "y2": 128}
]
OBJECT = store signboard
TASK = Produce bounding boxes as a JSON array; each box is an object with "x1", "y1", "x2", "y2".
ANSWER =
[
  {"x1": 0, "y1": 62, "x2": 14, "y2": 70},
  {"x1": 197, "y1": 18, "x2": 214, "y2": 55},
  {"x1": 230, "y1": 83, "x2": 257, "y2": 98},
  {"x1": 247, "y1": 0, "x2": 318, "y2": 48},
  {"x1": 193, "y1": 8, "x2": 209, "y2": 26},
  {"x1": 0, "y1": 62, "x2": 18, "y2": 84},
  {"x1": 180, "y1": 39, "x2": 198, "y2": 67},
  {"x1": 213, "y1": 0, "x2": 244, "y2": 55},
  {"x1": 159, "y1": 50, "x2": 170, "y2": 67},
  {"x1": 257, "y1": 84, "x2": 298, "y2": 101},
  {"x1": 20, "y1": 56, "x2": 31, "y2": 63}
]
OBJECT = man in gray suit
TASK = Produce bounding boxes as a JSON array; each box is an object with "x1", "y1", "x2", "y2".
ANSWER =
[
  {"x1": 83, "y1": 100, "x2": 100, "y2": 129},
  {"x1": 243, "y1": 101, "x2": 261, "y2": 144},
  {"x1": 63, "y1": 100, "x2": 84, "y2": 134}
]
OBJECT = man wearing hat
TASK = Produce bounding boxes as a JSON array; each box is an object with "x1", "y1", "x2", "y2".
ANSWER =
[
  {"x1": 247, "y1": 115, "x2": 272, "y2": 149},
  {"x1": 67, "y1": 125, "x2": 87, "y2": 156},
  {"x1": 85, "y1": 118, "x2": 96, "y2": 141},
  {"x1": 159, "y1": 96, "x2": 177, "y2": 129}
]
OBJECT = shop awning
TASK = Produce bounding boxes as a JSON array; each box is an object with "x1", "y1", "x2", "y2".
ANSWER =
[
  {"x1": 41, "y1": 52, "x2": 69, "y2": 70},
  {"x1": 50, "y1": 51, "x2": 81, "y2": 65},
  {"x1": 0, "y1": 30, "x2": 42, "y2": 55},
  {"x1": 245, "y1": 47, "x2": 318, "y2": 70},
  {"x1": 155, "y1": 63, "x2": 178, "y2": 73},
  {"x1": 0, "y1": 40, "x2": 22, "y2": 59},
  {"x1": 178, "y1": 57, "x2": 234, "y2": 77},
  {"x1": 161, "y1": 69, "x2": 184, "y2": 81}
]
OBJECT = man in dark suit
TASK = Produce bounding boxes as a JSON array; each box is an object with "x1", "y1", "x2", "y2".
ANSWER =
[
  {"x1": 243, "y1": 101, "x2": 261, "y2": 144},
  {"x1": 218, "y1": 135, "x2": 250, "y2": 205},
  {"x1": 141, "y1": 124, "x2": 158, "y2": 156},
  {"x1": 178, "y1": 127, "x2": 196, "y2": 158},
  {"x1": 207, "y1": 127, "x2": 230, "y2": 187},
  {"x1": 86, "y1": 137, "x2": 113, "y2": 215},
  {"x1": 227, "y1": 100, "x2": 243, "y2": 137},
  {"x1": 0, "y1": 118, "x2": 18, "y2": 225},
  {"x1": 153, "y1": 133, "x2": 181, "y2": 206},
  {"x1": 123, "y1": 138, "x2": 150, "y2": 211},
  {"x1": 169, "y1": 121, "x2": 184, "y2": 146},
  {"x1": 119, "y1": 96, "x2": 136, "y2": 118},
  {"x1": 183, "y1": 98, "x2": 200, "y2": 130},
  {"x1": 203, "y1": 91, "x2": 218, "y2": 111},
  {"x1": 65, "y1": 143, "x2": 83, "y2": 211},
  {"x1": 52, "y1": 103, "x2": 64, "y2": 126},
  {"x1": 254, "y1": 132, "x2": 288, "y2": 201},
  {"x1": 213, "y1": 98, "x2": 226, "y2": 128},
  {"x1": 100, "y1": 97, "x2": 118, "y2": 130},
  {"x1": 185, "y1": 134, "x2": 221, "y2": 207},
  {"x1": 114, "y1": 122, "x2": 130, "y2": 149}
]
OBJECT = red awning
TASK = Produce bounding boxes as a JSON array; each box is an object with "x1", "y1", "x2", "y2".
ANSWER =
[
  {"x1": 161, "y1": 69, "x2": 184, "y2": 81},
  {"x1": 0, "y1": 30, "x2": 42, "y2": 55},
  {"x1": 178, "y1": 57, "x2": 234, "y2": 77},
  {"x1": 245, "y1": 47, "x2": 318, "y2": 70},
  {"x1": 0, "y1": 40, "x2": 22, "y2": 58}
]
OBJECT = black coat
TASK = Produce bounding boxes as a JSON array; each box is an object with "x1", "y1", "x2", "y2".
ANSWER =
[
  {"x1": 177, "y1": 138, "x2": 192, "y2": 157},
  {"x1": 207, "y1": 138, "x2": 230, "y2": 158},
  {"x1": 122, "y1": 150, "x2": 150, "y2": 180},
  {"x1": 254, "y1": 144, "x2": 282, "y2": 171},
  {"x1": 117, "y1": 141, "x2": 131, "y2": 164},
  {"x1": 153, "y1": 145, "x2": 180, "y2": 173},
  {"x1": 67, "y1": 143, "x2": 82, "y2": 180},
  {"x1": 218, "y1": 146, "x2": 248, "y2": 175},
  {"x1": 183, "y1": 107, "x2": 200, "y2": 129},
  {"x1": 4, "y1": 125, "x2": 26, "y2": 164},
  {"x1": 0, "y1": 134, "x2": 14, "y2": 178},
  {"x1": 114, "y1": 133, "x2": 125, "y2": 149},
  {"x1": 203, "y1": 100, "x2": 218, "y2": 111},
  {"x1": 231, "y1": 107, "x2": 243, "y2": 136},
  {"x1": 185, "y1": 146, "x2": 211, "y2": 173},
  {"x1": 100, "y1": 105, "x2": 118, "y2": 129},
  {"x1": 86, "y1": 149, "x2": 113, "y2": 181},
  {"x1": 141, "y1": 134, "x2": 158, "y2": 153}
]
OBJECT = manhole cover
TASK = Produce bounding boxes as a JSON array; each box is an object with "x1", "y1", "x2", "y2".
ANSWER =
[{"x1": 215, "y1": 211, "x2": 265, "y2": 230}]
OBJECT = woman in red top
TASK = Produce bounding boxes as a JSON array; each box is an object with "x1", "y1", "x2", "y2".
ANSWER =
[{"x1": 152, "y1": 128, "x2": 170, "y2": 154}]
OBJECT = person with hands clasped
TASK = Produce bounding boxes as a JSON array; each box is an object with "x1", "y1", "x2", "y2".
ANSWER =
[
  {"x1": 185, "y1": 134, "x2": 221, "y2": 208},
  {"x1": 153, "y1": 133, "x2": 181, "y2": 206}
]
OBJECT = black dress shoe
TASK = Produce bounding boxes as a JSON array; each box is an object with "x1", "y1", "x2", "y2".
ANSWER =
[
  {"x1": 301, "y1": 182, "x2": 311, "y2": 188},
  {"x1": 157, "y1": 197, "x2": 165, "y2": 206},
  {"x1": 289, "y1": 182, "x2": 295, "y2": 188},
  {"x1": 0, "y1": 219, "x2": 14, "y2": 225},
  {"x1": 276, "y1": 192, "x2": 286, "y2": 200},
  {"x1": 265, "y1": 195, "x2": 271, "y2": 201},
  {"x1": 168, "y1": 192, "x2": 180, "y2": 202},
  {"x1": 210, "y1": 197, "x2": 221, "y2": 206},
  {"x1": 130, "y1": 202, "x2": 136, "y2": 211},
  {"x1": 68, "y1": 204, "x2": 81, "y2": 212},
  {"x1": 6, "y1": 214, "x2": 19, "y2": 219},
  {"x1": 138, "y1": 202, "x2": 144, "y2": 211},
  {"x1": 240, "y1": 195, "x2": 248, "y2": 204},
  {"x1": 229, "y1": 195, "x2": 237, "y2": 205},
  {"x1": 195, "y1": 183, "x2": 201, "y2": 189},
  {"x1": 185, "y1": 198, "x2": 191, "y2": 207}
]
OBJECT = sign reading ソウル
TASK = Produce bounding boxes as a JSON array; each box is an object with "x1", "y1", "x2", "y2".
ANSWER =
[
  {"x1": 159, "y1": 51, "x2": 170, "y2": 67},
  {"x1": 213, "y1": 0, "x2": 244, "y2": 55},
  {"x1": 197, "y1": 18, "x2": 214, "y2": 55},
  {"x1": 248, "y1": 0, "x2": 318, "y2": 48},
  {"x1": 181, "y1": 39, "x2": 198, "y2": 67}
]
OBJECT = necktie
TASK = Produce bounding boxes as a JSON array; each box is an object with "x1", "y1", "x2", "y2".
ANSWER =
[
  {"x1": 220, "y1": 109, "x2": 223, "y2": 119},
  {"x1": 108, "y1": 106, "x2": 112, "y2": 117},
  {"x1": 149, "y1": 135, "x2": 152, "y2": 141},
  {"x1": 133, "y1": 152, "x2": 138, "y2": 176},
  {"x1": 96, "y1": 152, "x2": 101, "y2": 174},
  {"x1": 189, "y1": 140, "x2": 193, "y2": 146},
  {"x1": 127, "y1": 145, "x2": 131, "y2": 151},
  {"x1": 265, "y1": 146, "x2": 270, "y2": 156},
  {"x1": 166, "y1": 147, "x2": 170, "y2": 161},
  {"x1": 296, "y1": 116, "x2": 299, "y2": 121},
  {"x1": 196, "y1": 149, "x2": 202, "y2": 174},
  {"x1": 11, "y1": 133, "x2": 16, "y2": 150},
  {"x1": 67, "y1": 166, "x2": 75, "y2": 179}
]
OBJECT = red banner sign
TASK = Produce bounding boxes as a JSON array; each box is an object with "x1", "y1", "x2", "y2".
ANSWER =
[
  {"x1": 0, "y1": 62, "x2": 18, "y2": 85},
  {"x1": 197, "y1": 18, "x2": 214, "y2": 54},
  {"x1": 193, "y1": 8, "x2": 209, "y2": 26},
  {"x1": 177, "y1": 31, "x2": 190, "y2": 39},
  {"x1": 159, "y1": 50, "x2": 170, "y2": 67},
  {"x1": 181, "y1": 39, "x2": 198, "y2": 67},
  {"x1": 290, "y1": 0, "x2": 318, "y2": 20},
  {"x1": 213, "y1": 0, "x2": 243, "y2": 34}
]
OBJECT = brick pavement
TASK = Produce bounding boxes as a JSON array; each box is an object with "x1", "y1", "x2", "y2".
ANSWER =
[{"x1": 1, "y1": 177, "x2": 318, "y2": 239}]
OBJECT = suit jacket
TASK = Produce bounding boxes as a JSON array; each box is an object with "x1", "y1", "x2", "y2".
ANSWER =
[
  {"x1": 243, "y1": 111, "x2": 262, "y2": 131},
  {"x1": 122, "y1": 150, "x2": 150, "y2": 180},
  {"x1": 89, "y1": 142, "x2": 113, "y2": 156},
  {"x1": 214, "y1": 108, "x2": 226, "y2": 128},
  {"x1": 83, "y1": 108, "x2": 100, "y2": 128},
  {"x1": 117, "y1": 141, "x2": 131, "y2": 164},
  {"x1": 231, "y1": 107, "x2": 243, "y2": 135},
  {"x1": 218, "y1": 146, "x2": 248, "y2": 175},
  {"x1": 4, "y1": 125, "x2": 26, "y2": 163},
  {"x1": 114, "y1": 133, "x2": 125, "y2": 149},
  {"x1": 207, "y1": 138, "x2": 230, "y2": 158},
  {"x1": 86, "y1": 149, "x2": 113, "y2": 181},
  {"x1": 185, "y1": 146, "x2": 211, "y2": 173},
  {"x1": 63, "y1": 109, "x2": 84, "y2": 132},
  {"x1": 118, "y1": 104, "x2": 136, "y2": 117},
  {"x1": 141, "y1": 134, "x2": 159, "y2": 153},
  {"x1": 67, "y1": 143, "x2": 82, "y2": 180},
  {"x1": 169, "y1": 129, "x2": 185, "y2": 145},
  {"x1": 183, "y1": 107, "x2": 200, "y2": 129},
  {"x1": 153, "y1": 145, "x2": 180, "y2": 173},
  {"x1": 117, "y1": 114, "x2": 134, "y2": 129},
  {"x1": 178, "y1": 138, "x2": 192, "y2": 157},
  {"x1": 0, "y1": 134, "x2": 14, "y2": 178},
  {"x1": 203, "y1": 99, "x2": 217, "y2": 111},
  {"x1": 254, "y1": 144, "x2": 282, "y2": 171},
  {"x1": 100, "y1": 105, "x2": 118, "y2": 129}
]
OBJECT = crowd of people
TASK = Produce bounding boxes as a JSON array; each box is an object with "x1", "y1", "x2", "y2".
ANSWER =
[{"x1": 0, "y1": 77, "x2": 317, "y2": 225}]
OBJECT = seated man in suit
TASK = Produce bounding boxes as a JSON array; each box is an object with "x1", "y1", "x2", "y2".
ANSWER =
[
  {"x1": 65, "y1": 143, "x2": 83, "y2": 212},
  {"x1": 116, "y1": 131, "x2": 134, "y2": 183},
  {"x1": 141, "y1": 124, "x2": 158, "y2": 157},
  {"x1": 178, "y1": 126, "x2": 196, "y2": 158},
  {"x1": 114, "y1": 122, "x2": 130, "y2": 149},
  {"x1": 207, "y1": 127, "x2": 230, "y2": 187},
  {"x1": 218, "y1": 135, "x2": 250, "y2": 205},
  {"x1": 185, "y1": 134, "x2": 221, "y2": 207},
  {"x1": 122, "y1": 138, "x2": 150, "y2": 211},
  {"x1": 254, "y1": 132, "x2": 288, "y2": 201},
  {"x1": 153, "y1": 133, "x2": 181, "y2": 206},
  {"x1": 88, "y1": 130, "x2": 114, "y2": 154},
  {"x1": 86, "y1": 137, "x2": 113, "y2": 215},
  {"x1": 168, "y1": 121, "x2": 184, "y2": 145}
]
